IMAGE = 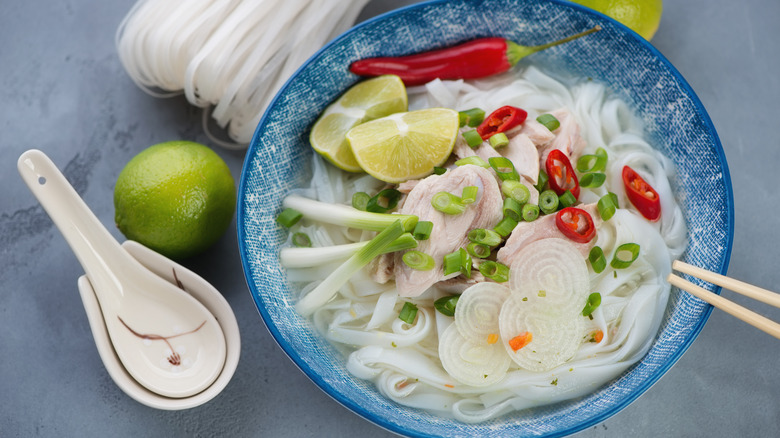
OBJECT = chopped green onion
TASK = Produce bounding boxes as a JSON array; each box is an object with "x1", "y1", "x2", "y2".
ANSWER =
[
  {"x1": 478, "y1": 261, "x2": 509, "y2": 283},
  {"x1": 292, "y1": 232, "x2": 312, "y2": 248},
  {"x1": 402, "y1": 250, "x2": 435, "y2": 271},
  {"x1": 489, "y1": 157, "x2": 519, "y2": 181},
  {"x1": 494, "y1": 216, "x2": 518, "y2": 237},
  {"x1": 366, "y1": 188, "x2": 401, "y2": 213},
  {"x1": 384, "y1": 233, "x2": 418, "y2": 253},
  {"x1": 588, "y1": 246, "x2": 607, "y2": 273},
  {"x1": 399, "y1": 302, "x2": 419, "y2": 324},
  {"x1": 284, "y1": 195, "x2": 418, "y2": 232},
  {"x1": 611, "y1": 243, "x2": 640, "y2": 269},
  {"x1": 458, "y1": 108, "x2": 485, "y2": 127},
  {"x1": 536, "y1": 113, "x2": 560, "y2": 131},
  {"x1": 579, "y1": 172, "x2": 606, "y2": 188},
  {"x1": 276, "y1": 208, "x2": 303, "y2": 228},
  {"x1": 503, "y1": 197, "x2": 523, "y2": 221},
  {"x1": 351, "y1": 192, "x2": 370, "y2": 211},
  {"x1": 434, "y1": 295, "x2": 459, "y2": 316},
  {"x1": 431, "y1": 191, "x2": 466, "y2": 215},
  {"x1": 538, "y1": 189, "x2": 559, "y2": 214},
  {"x1": 461, "y1": 186, "x2": 479, "y2": 204},
  {"x1": 463, "y1": 129, "x2": 483, "y2": 148},
  {"x1": 412, "y1": 221, "x2": 433, "y2": 240},
  {"x1": 559, "y1": 190, "x2": 577, "y2": 208},
  {"x1": 597, "y1": 192, "x2": 619, "y2": 221},
  {"x1": 455, "y1": 156, "x2": 489, "y2": 168},
  {"x1": 433, "y1": 166, "x2": 447, "y2": 175},
  {"x1": 467, "y1": 242, "x2": 491, "y2": 259},
  {"x1": 582, "y1": 292, "x2": 602, "y2": 317},
  {"x1": 468, "y1": 228, "x2": 502, "y2": 247},
  {"x1": 489, "y1": 132, "x2": 509, "y2": 148},
  {"x1": 576, "y1": 147, "x2": 608, "y2": 173},
  {"x1": 536, "y1": 169, "x2": 549, "y2": 192},
  {"x1": 521, "y1": 203, "x2": 540, "y2": 222},
  {"x1": 443, "y1": 248, "x2": 472, "y2": 277},
  {"x1": 502, "y1": 180, "x2": 530, "y2": 204}
]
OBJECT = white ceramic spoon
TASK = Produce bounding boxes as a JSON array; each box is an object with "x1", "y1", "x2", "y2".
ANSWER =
[{"x1": 18, "y1": 149, "x2": 227, "y2": 399}]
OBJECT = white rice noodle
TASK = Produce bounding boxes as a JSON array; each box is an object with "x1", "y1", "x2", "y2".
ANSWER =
[{"x1": 288, "y1": 66, "x2": 686, "y2": 422}]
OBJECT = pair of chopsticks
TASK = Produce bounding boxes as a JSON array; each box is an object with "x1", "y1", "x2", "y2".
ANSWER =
[{"x1": 668, "y1": 261, "x2": 780, "y2": 339}]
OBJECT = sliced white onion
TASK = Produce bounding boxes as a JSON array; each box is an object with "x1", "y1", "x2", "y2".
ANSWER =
[
  {"x1": 454, "y1": 282, "x2": 510, "y2": 340},
  {"x1": 509, "y1": 238, "x2": 590, "y2": 316},
  {"x1": 438, "y1": 324, "x2": 512, "y2": 387}
]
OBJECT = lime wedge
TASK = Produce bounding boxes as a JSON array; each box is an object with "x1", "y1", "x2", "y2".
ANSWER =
[
  {"x1": 346, "y1": 108, "x2": 459, "y2": 183},
  {"x1": 310, "y1": 75, "x2": 408, "y2": 172}
]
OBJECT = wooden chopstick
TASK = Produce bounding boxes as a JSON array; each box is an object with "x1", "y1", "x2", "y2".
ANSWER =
[{"x1": 667, "y1": 260, "x2": 780, "y2": 339}]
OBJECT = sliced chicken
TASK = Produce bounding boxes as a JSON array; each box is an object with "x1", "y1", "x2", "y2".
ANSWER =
[
  {"x1": 538, "y1": 108, "x2": 587, "y2": 167},
  {"x1": 500, "y1": 133, "x2": 539, "y2": 185},
  {"x1": 496, "y1": 203, "x2": 601, "y2": 266},
  {"x1": 518, "y1": 118, "x2": 555, "y2": 147},
  {"x1": 394, "y1": 165, "x2": 503, "y2": 297},
  {"x1": 452, "y1": 127, "x2": 501, "y2": 163}
]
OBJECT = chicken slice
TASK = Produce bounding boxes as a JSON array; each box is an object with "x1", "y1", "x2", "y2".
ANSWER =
[
  {"x1": 538, "y1": 108, "x2": 587, "y2": 168},
  {"x1": 394, "y1": 165, "x2": 504, "y2": 297},
  {"x1": 496, "y1": 203, "x2": 601, "y2": 266},
  {"x1": 518, "y1": 118, "x2": 555, "y2": 147}
]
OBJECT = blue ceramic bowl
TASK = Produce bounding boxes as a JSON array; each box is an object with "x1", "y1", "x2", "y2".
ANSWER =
[{"x1": 238, "y1": 0, "x2": 733, "y2": 436}]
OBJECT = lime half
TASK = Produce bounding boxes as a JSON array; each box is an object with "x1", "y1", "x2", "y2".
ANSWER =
[
  {"x1": 310, "y1": 75, "x2": 408, "y2": 172},
  {"x1": 346, "y1": 108, "x2": 459, "y2": 183}
]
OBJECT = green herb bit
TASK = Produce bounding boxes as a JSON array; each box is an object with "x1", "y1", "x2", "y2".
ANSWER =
[
  {"x1": 611, "y1": 243, "x2": 640, "y2": 269},
  {"x1": 463, "y1": 129, "x2": 483, "y2": 148},
  {"x1": 291, "y1": 232, "x2": 312, "y2": 248},
  {"x1": 459, "y1": 108, "x2": 486, "y2": 127},
  {"x1": 443, "y1": 248, "x2": 472, "y2": 278},
  {"x1": 467, "y1": 242, "x2": 491, "y2": 259},
  {"x1": 597, "y1": 192, "x2": 619, "y2": 221},
  {"x1": 434, "y1": 295, "x2": 459, "y2": 316},
  {"x1": 454, "y1": 156, "x2": 490, "y2": 168},
  {"x1": 588, "y1": 246, "x2": 607, "y2": 273},
  {"x1": 489, "y1": 157, "x2": 519, "y2": 181},
  {"x1": 276, "y1": 208, "x2": 303, "y2": 228},
  {"x1": 503, "y1": 197, "x2": 523, "y2": 222},
  {"x1": 579, "y1": 172, "x2": 606, "y2": 188},
  {"x1": 582, "y1": 292, "x2": 602, "y2": 317},
  {"x1": 431, "y1": 191, "x2": 466, "y2": 215},
  {"x1": 366, "y1": 188, "x2": 402, "y2": 213},
  {"x1": 536, "y1": 114, "x2": 560, "y2": 132},
  {"x1": 461, "y1": 186, "x2": 479, "y2": 204},
  {"x1": 489, "y1": 132, "x2": 509, "y2": 148},
  {"x1": 478, "y1": 261, "x2": 509, "y2": 282},
  {"x1": 351, "y1": 192, "x2": 370, "y2": 211},
  {"x1": 493, "y1": 216, "x2": 518, "y2": 237},
  {"x1": 467, "y1": 228, "x2": 502, "y2": 247},
  {"x1": 521, "y1": 203, "x2": 539, "y2": 222},
  {"x1": 399, "y1": 302, "x2": 418, "y2": 324},
  {"x1": 502, "y1": 180, "x2": 530, "y2": 204},
  {"x1": 558, "y1": 190, "x2": 577, "y2": 208},
  {"x1": 412, "y1": 221, "x2": 433, "y2": 240},
  {"x1": 402, "y1": 250, "x2": 435, "y2": 271},
  {"x1": 433, "y1": 166, "x2": 447, "y2": 175},
  {"x1": 538, "y1": 189, "x2": 559, "y2": 214},
  {"x1": 576, "y1": 147, "x2": 608, "y2": 173},
  {"x1": 536, "y1": 168, "x2": 549, "y2": 192}
]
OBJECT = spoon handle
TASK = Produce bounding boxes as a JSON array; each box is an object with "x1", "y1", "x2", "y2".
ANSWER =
[{"x1": 18, "y1": 149, "x2": 129, "y2": 310}]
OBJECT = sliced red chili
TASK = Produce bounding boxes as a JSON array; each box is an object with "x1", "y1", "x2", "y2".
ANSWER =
[
  {"x1": 555, "y1": 207, "x2": 596, "y2": 243},
  {"x1": 476, "y1": 106, "x2": 527, "y2": 139},
  {"x1": 545, "y1": 149, "x2": 580, "y2": 199},
  {"x1": 622, "y1": 166, "x2": 661, "y2": 221}
]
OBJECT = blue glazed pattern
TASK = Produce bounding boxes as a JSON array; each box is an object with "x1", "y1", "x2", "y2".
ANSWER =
[{"x1": 237, "y1": 0, "x2": 733, "y2": 436}]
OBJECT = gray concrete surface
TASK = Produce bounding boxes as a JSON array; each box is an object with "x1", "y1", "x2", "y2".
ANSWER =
[{"x1": 2, "y1": 0, "x2": 779, "y2": 436}]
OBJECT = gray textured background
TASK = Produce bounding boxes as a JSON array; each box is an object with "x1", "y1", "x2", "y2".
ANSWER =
[{"x1": 2, "y1": 0, "x2": 779, "y2": 436}]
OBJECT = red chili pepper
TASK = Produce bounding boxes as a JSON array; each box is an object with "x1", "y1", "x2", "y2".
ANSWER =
[
  {"x1": 476, "y1": 106, "x2": 527, "y2": 139},
  {"x1": 349, "y1": 26, "x2": 601, "y2": 86},
  {"x1": 622, "y1": 166, "x2": 661, "y2": 221},
  {"x1": 545, "y1": 149, "x2": 580, "y2": 199},
  {"x1": 555, "y1": 207, "x2": 596, "y2": 243}
]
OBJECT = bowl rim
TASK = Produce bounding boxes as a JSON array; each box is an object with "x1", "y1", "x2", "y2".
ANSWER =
[{"x1": 237, "y1": 0, "x2": 734, "y2": 436}]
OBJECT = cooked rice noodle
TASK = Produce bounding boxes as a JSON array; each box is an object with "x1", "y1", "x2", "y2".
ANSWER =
[{"x1": 286, "y1": 66, "x2": 686, "y2": 422}]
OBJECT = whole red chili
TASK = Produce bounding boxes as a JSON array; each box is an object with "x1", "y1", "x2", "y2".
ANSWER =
[
  {"x1": 622, "y1": 165, "x2": 661, "y2": 221},
  {"x1": 477, "y1": 106, "x2": 527, "y2": 139},
  {"x1": 555, "y1": 207, "x2": 596, "y2": 243},
  {"x1": 349, "y1": 26, "x2": 601, "y2": 86},
  {"x1": 545, "y1": 149, "x2": 580, "y2": 199}
]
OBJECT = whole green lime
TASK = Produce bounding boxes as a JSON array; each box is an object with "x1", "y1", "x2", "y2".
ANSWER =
[
  {"x1": 114, "y1": 141, "x2": 236, "y2": 260},
  {"x1": 570, "y1": 0, "x2": 663, "y2": 40}
]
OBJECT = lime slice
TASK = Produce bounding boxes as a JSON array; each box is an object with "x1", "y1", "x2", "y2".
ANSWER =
[
  {"x1": 310, "y1": 75, "x2": 408, "y2": 172},
  {"x1": 346, "y1": 108, "x2": 459, "y2": 183}
]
